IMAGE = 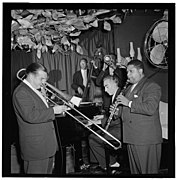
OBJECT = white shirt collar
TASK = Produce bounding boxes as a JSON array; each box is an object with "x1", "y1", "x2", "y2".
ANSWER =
[
  {"x1": 131, "y1": 82, "x2": 138, "y2": 92},
  {"x1": 81, "y1": 69, "x2": 87, "y2": 73}
]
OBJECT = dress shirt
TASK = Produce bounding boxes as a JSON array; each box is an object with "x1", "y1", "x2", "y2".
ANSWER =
[
  {"x1": 23, "y1": 79, "x2": 49, "y2": 108},
  {"x1": 81, "y1": 69, "x2": 87, "y2": 87},
  {"x1": 130, "y1": 82, "x2": 138, "y2": 92},
  {"x1": 128, "y1": 82, "x2": 138, "y2": 108}
]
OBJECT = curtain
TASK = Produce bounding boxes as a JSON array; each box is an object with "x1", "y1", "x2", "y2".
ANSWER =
[
  {"x1": 11, "y1": 28, "x2": 115, "y2": 96},
  {"x1": 33, "y1": 51, "x2": 83, "y2": 95},
  {"x1": 80, "y1": 27, "x2": 114, "y2": 57},
  {"x1": 11, "y1": 50, "x2": 34, "y2": 93}
]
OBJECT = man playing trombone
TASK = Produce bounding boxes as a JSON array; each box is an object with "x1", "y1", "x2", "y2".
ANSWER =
[{"x1": 13, "y1": 63, "x2": 68, "y2": 174}]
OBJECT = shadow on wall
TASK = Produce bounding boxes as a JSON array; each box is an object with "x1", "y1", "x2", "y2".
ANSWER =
[{"x1": 48, "y1": 70, "x2": 62, "y2": 86}]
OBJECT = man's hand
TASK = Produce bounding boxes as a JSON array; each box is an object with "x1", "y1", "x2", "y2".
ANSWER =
[
  {"x1": 109, "y1": 104, "x2": 119, "y2": 116},
  {"x1": 78, "y1": 87, "x2": 83, "y2": 95},
  {"x1": 53, "y1": 105, "x2": 68, "y2": 114},
  {"x1": 87, "y1": 114, "x2": 103, "y2": 126},
  {"x1": 93, "y1": 114, "x2": 104, "y2": 121},
  {"x1": 102, "y1": 63, "x2": 108, "y2": 71},
  {"x1": 91, "y1": 60, "x2": 98, "y2": 69},
  {"x1": 117, "y1": 94, "x2": 130, "y2": 106}
]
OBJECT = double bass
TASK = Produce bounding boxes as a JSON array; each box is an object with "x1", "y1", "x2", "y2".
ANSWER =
[{"x1": 82, "y1": 57, "x2": 102, "y2": 102}]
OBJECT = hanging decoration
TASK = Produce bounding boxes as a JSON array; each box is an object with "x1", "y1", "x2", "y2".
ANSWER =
[
  {"x1": 11, "y1": 9, "x2": 124, "y2": 58},
  {"x1": 11, "y1": 9, "x2": 165, "y2": 59}
]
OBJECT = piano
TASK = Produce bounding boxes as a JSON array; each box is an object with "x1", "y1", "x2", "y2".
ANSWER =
[{"x1": 54, "y1": 102, "x2": 101, "y2": 175}]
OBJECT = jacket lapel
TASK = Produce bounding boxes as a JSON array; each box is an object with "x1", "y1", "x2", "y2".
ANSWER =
[
  {"x1": 21, "y1": 82, "x2": 48, "y2": 108},
  {"x1": 132, "y1": 77, "x2": 147, "y2": 95},
  {"x1": 126, "y1": 77, "x2": 147, "y2": 99}
]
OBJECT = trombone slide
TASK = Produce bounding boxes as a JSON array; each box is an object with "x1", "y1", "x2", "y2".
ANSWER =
[{"x1": 16, "y1": 68, "x2": 122, "y2": 150}]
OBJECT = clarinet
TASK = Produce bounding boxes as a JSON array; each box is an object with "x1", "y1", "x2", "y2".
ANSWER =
[{"x1": 104, "y1": 80, "x2": 130, "y2": 131}]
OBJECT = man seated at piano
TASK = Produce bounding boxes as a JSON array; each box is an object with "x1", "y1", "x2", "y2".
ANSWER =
[
  {"x1": 71, "y1": 58, "x2": 99, "y2": 102},
  {"x1": 88, "y1": 75, "x2": 125, "y2": 173}
]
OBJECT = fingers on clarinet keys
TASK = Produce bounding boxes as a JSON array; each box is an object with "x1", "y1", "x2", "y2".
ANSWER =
[
  {"x1": 109, "y1": 105, "x2": 115, "y2": 112},
  {"x1": 53, "y1": 105, "x2": 68, "y2": 114},
  {"x1": 114, "y1": 108, "x2": 119, "y2": 116}
]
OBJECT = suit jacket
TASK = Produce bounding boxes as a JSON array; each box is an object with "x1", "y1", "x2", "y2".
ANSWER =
[
  {"x1": 122, "y1": 77, "x2": 162, "y2": 145},
  {"x1": 101, "y1": 88, "x2": 122, "y2": 140},
  {"x1": 71, "y1": 70, "x2": 87, "y2": 96},
  {"x1": 13, "y1": 82, "x2": 58, "y2": 161}
]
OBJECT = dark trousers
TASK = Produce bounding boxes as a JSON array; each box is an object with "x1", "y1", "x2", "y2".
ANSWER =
[
  {"x1": 89, "y1": 128, "x2": 121, "y2": 169},
  {"x1": 24, "y1": 156, "x2": 55, "y2": 174},
  {"x1": 127, "y1": 143, "x2": 162, "y2": 174}
]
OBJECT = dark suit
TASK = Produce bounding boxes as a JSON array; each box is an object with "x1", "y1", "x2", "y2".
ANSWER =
[
  {"x1": 122, "y1": 77, "x2": 162, "y2": 174},
  {"x1": 71, "y1": 68, "x2": 99, "y2": 101},
  {"x1": 71, "y1": 70, "x2": 87, "y2": 97},
  {"x1": 89, "y1": 89, "x2": 122, "y2": 169},
  {"x1": 13, "y1": 82, "x2": 58, "y2": 173}
]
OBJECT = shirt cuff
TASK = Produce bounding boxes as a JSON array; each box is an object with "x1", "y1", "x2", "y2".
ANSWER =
[{"x1": 128, "y1": 101, "x2": 132, "y2": 108}]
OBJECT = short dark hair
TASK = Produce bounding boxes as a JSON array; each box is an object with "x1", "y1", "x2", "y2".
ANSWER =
[
  {"x1": 80, "y1": 58, "x2": 87, "y2": 63},
  {"x1": 103, "y1": 75, "x2": 119, "y2": 85},
  {"x1": 127, "y1": 59, "x2": 144, "y2": 73},
  {"x1": 26, "y1": 63, "x2": 48, "y2": 76}
]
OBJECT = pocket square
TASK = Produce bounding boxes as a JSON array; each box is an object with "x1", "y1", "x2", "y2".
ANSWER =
[{"x1": 134, "y1": 94, "x2": 138, "y2": 98}]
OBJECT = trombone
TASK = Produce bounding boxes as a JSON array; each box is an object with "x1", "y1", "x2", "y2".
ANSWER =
[{"x1": 16, "y1": 68, "x2": 122, "y2": 150}]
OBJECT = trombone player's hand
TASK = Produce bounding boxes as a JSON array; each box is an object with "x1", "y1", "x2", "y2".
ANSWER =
[{"x1": 53, "y1": 105, "x2": 68, "y2": 114}]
